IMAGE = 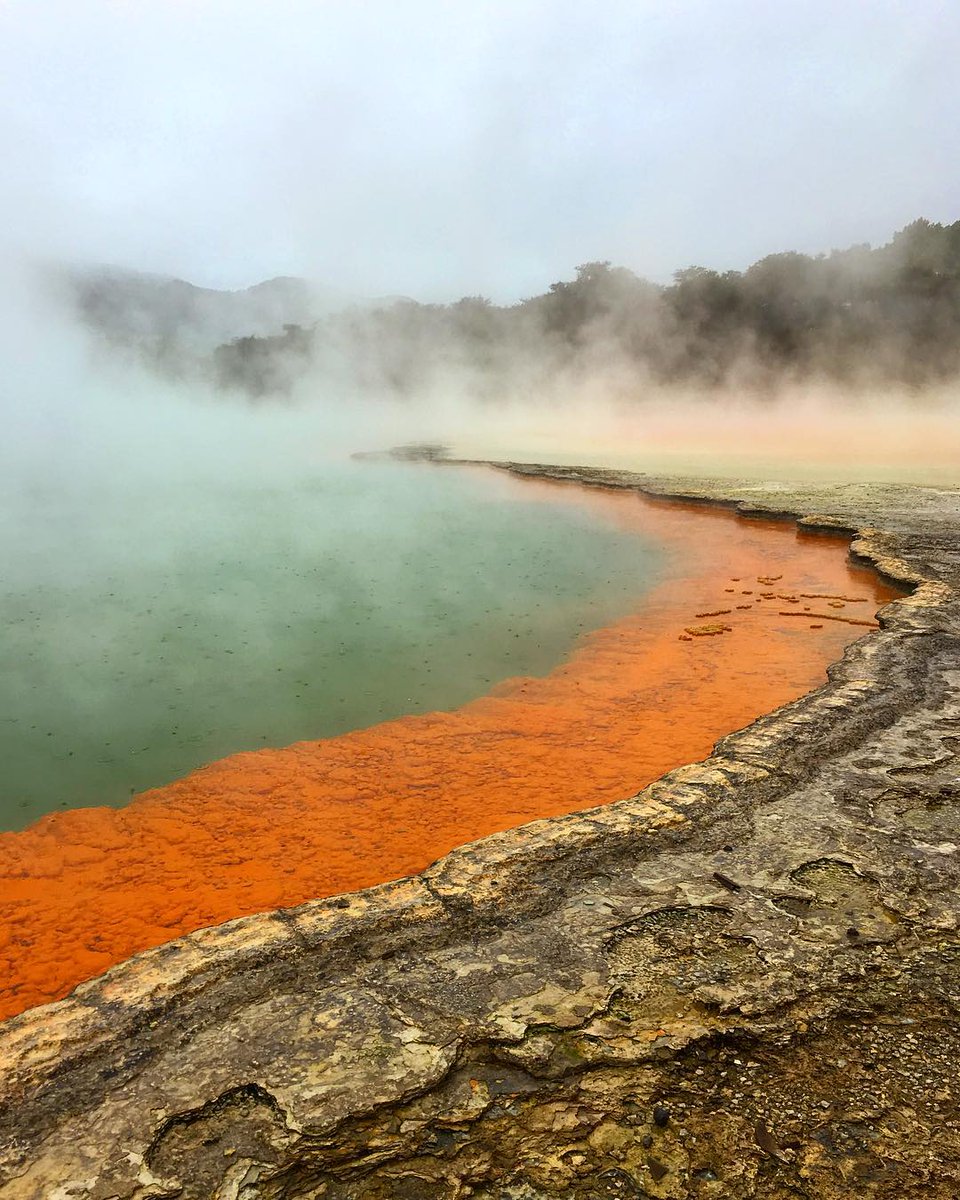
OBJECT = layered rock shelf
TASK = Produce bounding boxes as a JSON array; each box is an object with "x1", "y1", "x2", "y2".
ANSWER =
[{"x1": 1, "y1": 465, "x2": 959, "y2": 1199}]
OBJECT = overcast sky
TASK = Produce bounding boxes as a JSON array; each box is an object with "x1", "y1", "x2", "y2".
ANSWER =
[{"x1": 1, "y1": 0, "x2": 957, "y2": 301}]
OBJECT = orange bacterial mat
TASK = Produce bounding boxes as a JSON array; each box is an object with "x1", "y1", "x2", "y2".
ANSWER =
[{"x1": 0, "y1": 479, "x2": 902, "y2": 1020}]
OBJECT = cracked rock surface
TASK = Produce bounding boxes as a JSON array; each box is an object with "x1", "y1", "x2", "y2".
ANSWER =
[{"x1": 1, "y1": 464, "x2": 960, "y2": 1199}]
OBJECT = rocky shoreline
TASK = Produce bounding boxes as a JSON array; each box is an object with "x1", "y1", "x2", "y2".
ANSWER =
[{"x1": 1, "y1": 463, "x2": 959, "y2": 1199}]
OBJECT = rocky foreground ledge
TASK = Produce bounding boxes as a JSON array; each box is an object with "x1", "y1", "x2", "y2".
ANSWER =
[{"x1": 2, "y1": 465, "x2": 960, "y2": 1199}]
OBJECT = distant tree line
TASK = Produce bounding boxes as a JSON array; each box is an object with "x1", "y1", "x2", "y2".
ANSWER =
[
  {"x1": 211, "y1": 217, "x2": 960, "y2": 397},
  {"x1": 213, "y1": 323, "x2": 313, "y2": 396}
]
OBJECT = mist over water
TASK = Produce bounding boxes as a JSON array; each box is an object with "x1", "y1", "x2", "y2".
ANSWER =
[
  {"x1": 0, "y1": 393, "x2": 665, "y2": 829},
  {"x1": 1, "y1": 1, "x2": 958, "y2": 840},
  {"x1": 1, "y1": 251, "x2": 955, "y2": 832},
  {"x1": 451, "y1": 387, "x2": 960, "y2": 486}
]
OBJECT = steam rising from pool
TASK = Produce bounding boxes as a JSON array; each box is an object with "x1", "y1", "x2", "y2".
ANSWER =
[{"x1": 0, "y1": 449, "x2": 665, "y2": 829}]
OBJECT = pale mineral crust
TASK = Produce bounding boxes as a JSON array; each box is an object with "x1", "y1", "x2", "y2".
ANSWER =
[{"x1": 1, "y1": 465, "x2": 959, "y2": 1199}]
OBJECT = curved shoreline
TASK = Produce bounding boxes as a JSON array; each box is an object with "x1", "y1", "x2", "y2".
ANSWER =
[
  {"x1": 1, "y1": 465, "x2": 959, "y2": 1199},
  {"x1": 0, "y1": 477, "x2": 892, "y2": 1020}
]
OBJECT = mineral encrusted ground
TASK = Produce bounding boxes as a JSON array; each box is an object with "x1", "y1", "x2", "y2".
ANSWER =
[{"x1": 1, "y1": 465, "x2": 959, "y2": 1199}]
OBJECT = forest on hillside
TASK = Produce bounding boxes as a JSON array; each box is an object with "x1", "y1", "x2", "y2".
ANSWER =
[{"x1": 87, "y1": 218, "x2": 960, "y2": 400}]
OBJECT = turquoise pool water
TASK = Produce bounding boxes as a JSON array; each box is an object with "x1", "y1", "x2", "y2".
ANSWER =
[{"x1": 1, "y1": 458, "x2": 663, "y2": 829}]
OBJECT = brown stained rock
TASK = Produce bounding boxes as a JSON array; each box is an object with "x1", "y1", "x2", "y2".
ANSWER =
[
  {"x1": 683, "y1": 623, "x2": 734, "y2": 637},
  {"x1": 779, "y1": 609, "x2": 879, "y2": 627},
  {"x1": 2, "y1": 466, "x2": 960, "y2": 1198}
]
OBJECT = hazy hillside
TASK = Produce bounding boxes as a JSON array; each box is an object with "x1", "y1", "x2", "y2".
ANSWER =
[
  {"x1": 64, "y1": 267, "x2": 346, "y2": 371},
  {"x1": 67, "y1": 217, "x2": 960, "y2": 401}
]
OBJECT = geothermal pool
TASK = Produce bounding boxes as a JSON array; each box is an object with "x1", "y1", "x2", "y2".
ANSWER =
[
  {"x1": 0, "y1": 461, "x2": 665, "y2": 829},
  {"x1": 0, "y1": 464, "x2": 900, "y2": 1020}
]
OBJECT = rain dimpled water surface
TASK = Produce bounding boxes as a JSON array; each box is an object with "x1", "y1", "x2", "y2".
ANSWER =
[{"x1": 0, "y1": 458, "x2": 664, "y2": 829}]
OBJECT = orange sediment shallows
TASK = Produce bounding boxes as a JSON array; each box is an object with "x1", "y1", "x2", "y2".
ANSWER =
[{"x1": 0, "y1": 485, "x2": 903, "y2": 1021}]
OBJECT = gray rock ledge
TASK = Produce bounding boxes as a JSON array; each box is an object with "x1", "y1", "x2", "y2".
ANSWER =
[{"x1": 2, "y1": 464, "x2": 960, "y2": 1199}]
